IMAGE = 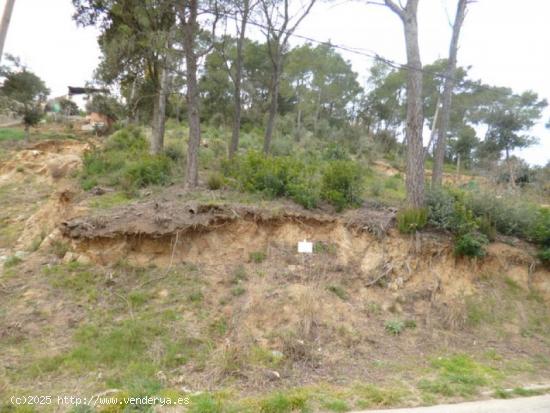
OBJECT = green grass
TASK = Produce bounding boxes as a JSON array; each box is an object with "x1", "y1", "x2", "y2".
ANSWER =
[
  {"x1": 88, "y1": 191, "x2": 132, "y2": 209},
  {"x1": 0, "y1": 127, "x2": 25, "y2": 141},
  {"x1": 352, "y1": 384, "x2": 407, "y2": 409},
  {"x1": 419, "y1": 355, "x2": 500, "y2": 398},
  {"x1": 259, "y1": 392, "x2": 308, "y2": 413}
]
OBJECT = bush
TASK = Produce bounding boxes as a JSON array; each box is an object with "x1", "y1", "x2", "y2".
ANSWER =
[
  {"x1": 207, "y1": 172, "x2": 224, "y2": 190},
  {"x1": 321, "y1": 160, "x2": 363, "y2": 211},
  {"x1": 123, "y1": 155, "x2": 172, "y2": 189},
  {"x1": 397, "y1": 208, "x2": 428, "y2": 234},
  {"x1": 81, "y1": 127, "x2": 174, "y2": 192},
  {"x1": 454, "y1": 232, "x2": 488, "y2": 258},
  {"x1": 538, "y1": 248, "x2": 550, "y2": 266},
  {"x1": 224, "y1": 151, "x2": 320, "y2": 209},
  {"x1": 105, "y1": 127, "x2": 147, "y2": 152}
]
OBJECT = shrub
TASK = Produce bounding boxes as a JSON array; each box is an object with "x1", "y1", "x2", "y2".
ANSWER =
[
  {"x1": 385, "y1": 320, "x2": 405, "y2": 335},
  {"x1": 207, "y1": 172, "x2": 224, "y2": 190},
  {"x1": 105, "y1": 127, "x2": 147, "y2": 152},
  {"x1": 466, "y1": 191, "x2": 537, "y2": 237},
  {"x1": 224, "y1": 151, "x2": 320, "y2": 209},
  {"x1": 321, "y1": 160, "x2": 363, "y2": 211},
  {"x1": 537, "y1": 248, "x2": 550, "y2": 266},
  {"x1": 454, "y1": 232, "x2": 488, "y2": 258},
  {"x1": 322, "y1": 142, "x2": 349, "y2": 161},
  {"x1": 81, "y1": 127, "x2": 175, "y2": 192},
  {"x1": 397, "y1": 208, "x2": 428, "y2": 234},
  {"x1": 122, "y1": 155, "x2": 172, "y2": 189}
]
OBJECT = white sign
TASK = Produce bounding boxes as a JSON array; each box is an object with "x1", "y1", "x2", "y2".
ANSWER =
[{"x1": 298, "y1": 240, "x2": 313, "y2": 253}]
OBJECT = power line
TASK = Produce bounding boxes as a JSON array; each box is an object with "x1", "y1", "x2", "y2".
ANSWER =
[{"x1": 200, "y1": 6, "x2": 509, "y2": 96}]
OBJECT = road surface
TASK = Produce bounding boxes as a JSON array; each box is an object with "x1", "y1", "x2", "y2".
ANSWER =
[{"x1": 352, "y1": 394, "x2": 550, "y2": 413}]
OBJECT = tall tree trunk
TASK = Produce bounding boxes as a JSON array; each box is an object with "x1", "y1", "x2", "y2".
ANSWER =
[
  {"x1": 264, "y1": 59, "x2": 281, "y2": 154},
  {"x1": 183, "y1": 25, "x2": 201, "y2": 188},
  {"x1": 432, "y1": 0, "x2": 468, "y2": 187},
  {"x1": 229, "y1": 0, "x2": 250, "y2": 158},
  {"x1": 151, "y1": 54, "x2": 170, "y2": 154},
  {"x1": 402, "y1": 1, "x2": 425, "y2": 208},
  {"x1": 0, "y1": 0, "x2": 15, "y2": 64}
]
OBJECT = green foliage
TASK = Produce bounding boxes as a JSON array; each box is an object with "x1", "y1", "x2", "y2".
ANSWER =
[
  {"x1": 538, "y1": 248, "x2": 550, "y2": 266},
  {"x1": 223, "y1": 151, "x2": 320, "y2": 209},
  {"x1": 327, "y1": 285, "x2": 349, "y2": 300},
  {"x1": 454, "y1": 232, "x2": 489, "y2": 258},
  {"x1": 384, "y1": 320, "x2": 405, "y2": 335},
  {"x1": 397, "y1": 208, "x2": 427, "y2": 234},
  {"x1": 3, "y1": 255, "x2": 22, "y2": 268},
  {"x1": 259, "y1": 392, "x2": 308, "y2": 413},
  {"x1": 321, "y1": 160, "x2": 363, "y2": 211},
  {"x1": 123, "y1": 156, "x2": 172, "y2": 188},
  {"x1": 419, "y1": 355, "x2": 497, "y2": 397},
  {"x1": 207, "y1": 172, "x2": 224, "y2": 190},
  {"x1": 249, "y1": 251, "x2": 266, "y2": 263},
  {"x1": 81, "y1": 127, "x2": 173, "y2": 192},
  {"x1": 22, "y1": 106, "x2": 43, "y2": 129}
]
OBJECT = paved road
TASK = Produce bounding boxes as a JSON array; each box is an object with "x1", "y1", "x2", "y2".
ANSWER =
[{"x1": 352, "y1": 395, "x2": 550, "y2": 413}]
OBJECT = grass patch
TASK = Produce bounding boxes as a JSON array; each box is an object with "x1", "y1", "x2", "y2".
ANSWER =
[
  {"x1": 352, "y1": 384, "x2": 406, "y2": 409},
  {"x1": 88, "y1": 191, "x2": 131, "y2": 209},
  {"x1": 80, "y1": 127, "x2": 176, "y2": 193},
  {"x1": 419, "y1": 354, "x2": 500, "y2": 398},
  {"x1": 259, "y1": 392, "x2": 308, "y2": 413}
]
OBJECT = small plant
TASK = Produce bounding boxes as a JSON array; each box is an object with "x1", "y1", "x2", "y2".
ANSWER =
[
  {"x1": 369, "y1": 180, "x2": 384, "y2": 197},
  {"x1": 249, "y1": 251, "x2": 266, "y2": 263},
  {"x1": 3, "y1": 255, "x2": 22, "y2": 268},
  {"x1": 327, "y1": 285, "x2": 349, "y2": 300},
  {"x1": 313, "y1": 241, "x2": 337, "y2": 255},
  {"x1": 454, "y1": 232, "x2": 488, "y2": 258},
  {"x1": 207, "y1": 172, "x2": 224, "y2": 190},
  {"x1": 385, "y1": 320, "x2": 405, "y2": 335},
  {"x1": 397, "y1": 208, "x2": 427, "y2": 234},
  {"x1": 404, "y1": 319, "x2": 417, "y2": 329},
  {"x1": 50, "y1": 240, "x2": 69, "y2": 258},
  {"x1": 231, "y1": 286, "x2": 246, "y2": 297},
  {"x1": 259, "y1": 392, "x2": 308, "y2": 413},
  {"x1": 187, "y1": 290, "x2": 204, "y2": 303}
]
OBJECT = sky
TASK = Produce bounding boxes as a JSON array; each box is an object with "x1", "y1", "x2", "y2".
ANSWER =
[{"x1": 2, "y1": 0, "x2": 549, "y2": 165}]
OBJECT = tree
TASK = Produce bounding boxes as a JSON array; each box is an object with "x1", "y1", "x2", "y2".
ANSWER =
[
  {"x1": 73, "y1": 0, "x2": 177, "y2": 154},
  {"x1": 260, "y1": 0, "x2": 316, "y2": 153},
  {"x1": 225, "y1": 0, "x2": 258, "y2": 158},
  {"x1": 0, "y1": 62, "x2": 49, "y2": 142},
  {"x1": 378, "y1": 0, "x2": 425, "y2": 208},
  {"x1": 176, "y1": 0, "x2": 219, "y2": 189},
  {"x1": 432, "y1": 0, "x2": 469, "y2": 187},
  {"x1": 0, "y1": 0, "x2": 16, "y2": 64}
]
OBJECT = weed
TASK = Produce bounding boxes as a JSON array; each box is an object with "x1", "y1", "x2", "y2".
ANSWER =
[
  {"x1": 207, "y1": 172, "x2": 225, "y2": 190},
  {"x1": 321, "y1": 160, "x2": 363, "y2": 211},
  {"x1": 353, "y1": 384, "x2": 406, "y2": 408},
  {"x1": 327, "y1": 285, "x2": 349, "y2": 300},
  {"x1": 231, "y1": 286, "x2": 246, "y2": 297},
  {"x1": 249, "y1": 251, "x2": 266, "y2": 263},
  {"x1": 322, "y1": 398, "x2": 350, "y2": 412},
  {"x1": 397, "y1": 208, "x2": 427, "y2": 234},
  {"x1": 259, "y1": 392, "x2": 308, "y2": 413},
  {"x1": 187, "y1": 290, "x2": 204, "y2": 303},
  {"x1": 313, "y1": 241, "x2": 337, "y2": 255},
  {"x1": 49, "y1": 240, "x2": 69, "y2": 258},
  {"x1": 3, "y1": 255, "x2": 22, "y2": 268},
  {"x1": 385, "y1": 320, "x2": 405, "y2": 335}
]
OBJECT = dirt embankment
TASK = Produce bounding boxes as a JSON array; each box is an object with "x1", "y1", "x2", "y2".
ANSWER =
[{"x1": 60, "y1": 200, "x2": 550, "y2": 301}]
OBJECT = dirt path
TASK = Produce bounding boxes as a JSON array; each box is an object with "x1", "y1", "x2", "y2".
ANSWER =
[{"x1": 353, "y1": 394, "x2": 550, "y2": 413}]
